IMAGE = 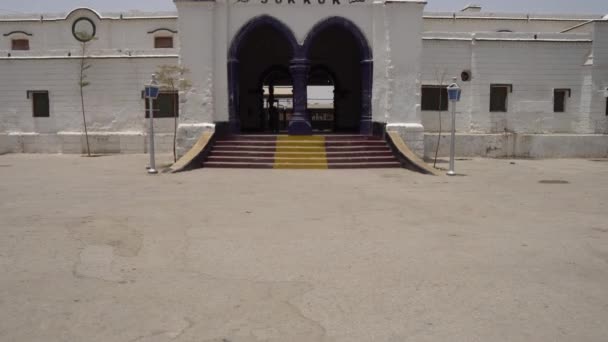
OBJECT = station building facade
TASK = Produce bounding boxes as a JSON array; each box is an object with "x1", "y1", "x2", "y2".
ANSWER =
[{"x1": 0, "y1": 2, "x2": 607, "y2": 158}]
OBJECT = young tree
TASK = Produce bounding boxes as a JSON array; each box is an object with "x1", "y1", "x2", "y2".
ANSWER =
[
  {"x1": 76, "y1": 31, "x2": 93, "y2": 157},
  {"x1": 155, "y1": 65, "x2": 192, "y2": 162},
  {"x1": 433, "y1": 69, "x2": 448, "y2": 169}
]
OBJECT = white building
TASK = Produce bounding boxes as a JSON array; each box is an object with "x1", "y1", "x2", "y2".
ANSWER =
[{"x1": 0, "y1": 2, "x2": 607, "y2": 159}]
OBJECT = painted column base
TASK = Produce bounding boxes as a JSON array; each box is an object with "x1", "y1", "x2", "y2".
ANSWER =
[
  {"x1": 386, "y1": 123, "x2": 425, "y2": 158},
  {"x1": 360, "y1": 120, "x2": 373, "y2": 136},
  {"x1": 288, "y1": 119, "x2": 313, "y2": 135}
]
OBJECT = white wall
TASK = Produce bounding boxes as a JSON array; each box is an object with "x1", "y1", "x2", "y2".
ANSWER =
[
  {"x1": 0, "y1": 5, "x2": 605, "y2": 157},
  {"x1": 0, "y1": 57, "x2": 178, "y2": 134},
  {"x1": 0, "y1": 8, "x2": 180, "y2": 153},
  {"x1": 421, "y1": 34, "x2": 600, "y2": 134}
]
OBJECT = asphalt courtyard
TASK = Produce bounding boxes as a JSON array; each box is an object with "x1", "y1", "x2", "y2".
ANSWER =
[{"x1": 0, "y1": 154, "x2": 607, "y2": 342}]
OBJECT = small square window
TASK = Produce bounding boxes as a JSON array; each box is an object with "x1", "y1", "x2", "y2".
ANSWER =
[
  {"x1": 421, "y1": 85, "x2": 448, "y2": 111},
  {"x1": 12, "y1": 39, "x2": 30, "y2": 51},
  {"x1": 144, "y1": 91, "x2": 178, "y2": 118},
  {"x1": 490, "y1": 85, "x2": 511, "y2": 112},
  {"x1": 154, "y1": 36, "x2": 173, "y2": 49},
  {"x1": 29, "y1": 91, "x2": 49, "y2": 117},
  {"x1": 553, "y1": 89, "x2": 570, "y2": 113}
]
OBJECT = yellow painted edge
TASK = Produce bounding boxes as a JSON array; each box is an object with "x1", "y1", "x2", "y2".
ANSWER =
[
  {"x1": 273, "y1": 163, "x2": 329, "y2": 169},
  {"x1": 168, "y1": 131, "x2": 214, "y2": 173},
  {"x1": 276, "y1": 135, "x2": 326, "y2": 141},
  {"x1": 386, "y1": 131, "x2": 441, "y2": 176},
  {"x1": 275, "y1": 153, "x2": 327, "y2": 158},
  {"x1": 275, "y1": 147, "x2": 326, "y2": 152},
  {"x1": 274, "y1": 136, "x2": 327, "y2": 169}
]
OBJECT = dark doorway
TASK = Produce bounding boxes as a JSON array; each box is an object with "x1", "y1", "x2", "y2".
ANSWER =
[
  {"x1": 228, "y1": 16, "x2": 372, "y2": 135},
  {"x1": 260, "y1": 66, "x2": 293, "y2": 133},
  {"x1": 308, "y1": 66, "x2": 336, "y2": 133},
  {"x1": 304, "y1": 18, "x2": 373, "y2": 134},
  {"x1": 229, "y1": 17, "x2": 297, "y2": 133}
]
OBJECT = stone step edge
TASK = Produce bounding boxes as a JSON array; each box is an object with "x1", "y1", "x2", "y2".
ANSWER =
[
  {"x1": 208, "y1": 156, "x2": 397, "y2": 160},
  {"x1": 203, "y1": 162, "x2": 401, "y2": 168},
  {"x1": 215, "y1": 140, "x2": 386, "y2": 144}
]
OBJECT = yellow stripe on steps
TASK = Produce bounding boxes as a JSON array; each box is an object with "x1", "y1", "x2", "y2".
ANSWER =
[{"x1": 274, "y1": 136, "x2": 328, "y2": 169}]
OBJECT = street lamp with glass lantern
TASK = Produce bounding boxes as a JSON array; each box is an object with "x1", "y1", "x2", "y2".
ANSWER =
[
  {"x1": 145, "y1": 74, "x2": 160, "y2": 174},
  {"x1": 446, "y1": 77, "x2": 461, "y2": 176}
]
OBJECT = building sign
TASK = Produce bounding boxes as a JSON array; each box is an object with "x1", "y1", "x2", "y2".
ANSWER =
[{"x1": 236, "y1": 0, "x2": 365, "y2": 4}]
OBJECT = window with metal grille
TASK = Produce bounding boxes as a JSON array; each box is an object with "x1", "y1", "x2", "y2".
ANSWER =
[
  {"x1": 154, "y1": 36, "x2": 173, "y2": 49},
  {"x1": 12, "y1": 39, "x2": 30, "y2": 50},
  {"x1": 553, "y1": 89, "x2": 570, "y2": 113},
  {"x1": 490, "y1": 85, "x2": 511, "y2": 112},
  {"x1": 421, "y1": 85, "x2": 448, "y2": 111},
  {"x1": 28, "y1": 91, "x2": 49, "y2": 117},
  {"x1": 144, "y1": 91, "x2": 178, "y2": 118}
]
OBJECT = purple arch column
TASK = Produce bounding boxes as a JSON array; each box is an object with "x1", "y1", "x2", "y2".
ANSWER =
[
  {"x1": 288, "y1": 59, "x2": 312, "y2": 135},
  {"x1": 360, "y1": 59, "x2": 373, "y2": 135},
  {"x1": 227, "y1": 58, "x2": 241, "y2": 133}
]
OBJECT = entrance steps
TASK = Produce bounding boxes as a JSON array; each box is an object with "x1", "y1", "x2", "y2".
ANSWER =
[{"x1": 203, "y1": 134, "x2": 402, "y2": 169}]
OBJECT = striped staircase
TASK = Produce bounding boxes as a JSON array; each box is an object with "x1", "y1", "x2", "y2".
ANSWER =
[{"x1": 203, "y1": 135, "x2": 402, "y2": 169}]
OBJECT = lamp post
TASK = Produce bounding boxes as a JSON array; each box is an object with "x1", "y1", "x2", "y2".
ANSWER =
[
  {"x1": 145, "y1": 74, "x2": 160, "y2": 174},
  {"x1": 446, "y1": 77, "x2": 461, "y2": 176}
]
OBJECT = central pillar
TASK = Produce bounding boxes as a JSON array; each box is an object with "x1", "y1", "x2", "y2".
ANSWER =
[{"x1": 288, "y1": 59, "x2": 312, "y2": 135}]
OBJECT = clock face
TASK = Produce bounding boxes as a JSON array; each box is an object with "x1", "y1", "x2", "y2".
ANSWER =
[{"x1": 73, "y1": 18, "x2": 96, "y2": 42}]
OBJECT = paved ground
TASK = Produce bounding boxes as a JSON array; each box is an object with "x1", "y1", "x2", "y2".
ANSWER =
[{"x1": 0, "y1": 154, "x2": 607, "y2": 342}]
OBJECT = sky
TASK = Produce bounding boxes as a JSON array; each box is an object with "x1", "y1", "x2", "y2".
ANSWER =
[{"x1": 0, "y1": 0, "x2": 607, "y2": 15}]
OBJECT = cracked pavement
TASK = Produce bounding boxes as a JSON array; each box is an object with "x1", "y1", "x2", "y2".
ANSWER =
[{"x1": 0, "y1": 154, "x2": 607, "y2": 341}]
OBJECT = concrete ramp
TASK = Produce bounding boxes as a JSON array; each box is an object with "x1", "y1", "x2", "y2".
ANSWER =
[
  {"x1": 386, "y1": 131, "x2": 441, "y2": 176},
  {"x1": 168, "y1": 132, "x2": 214, "y2": 173}
]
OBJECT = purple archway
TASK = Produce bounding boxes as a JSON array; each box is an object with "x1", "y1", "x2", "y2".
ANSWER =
[
  {"x1": 228, "y1": 15, "x2": 373, "y2": 135},
  {"x1": 227, "y1": 15, "x2": 299, "y2": 133},
  {"x1": 302, "y1": 17, "x2": 373, "y2": 135}
]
